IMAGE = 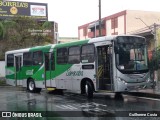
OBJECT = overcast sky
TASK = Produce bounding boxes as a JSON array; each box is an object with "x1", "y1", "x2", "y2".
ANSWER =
[{"x1": 7, "y1": 0, "x2": 160, "y2": 37}]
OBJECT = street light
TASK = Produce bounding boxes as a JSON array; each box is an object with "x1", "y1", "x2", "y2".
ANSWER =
[{"x1": 135, "y1": 17, "x2": 151, "y2": 29}]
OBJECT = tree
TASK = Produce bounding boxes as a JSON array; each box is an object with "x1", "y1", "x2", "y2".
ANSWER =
[
  {"x1": 0, "y1": 17, "x2": 53, "y2": 60},
  {"x1": 42, "y1": 21, "x2": 54, "y2": 44}
]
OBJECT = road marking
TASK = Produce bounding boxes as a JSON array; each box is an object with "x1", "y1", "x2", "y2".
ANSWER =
[
  {"x1": 56, "y1": 105, "x2": 78, "y2": 110},
  {"x1": 55, "y1": 102, "x2": 108, "y2": 111},
  {"x1": 136, "y1": 96, "x2": 160, "y2": 101}
]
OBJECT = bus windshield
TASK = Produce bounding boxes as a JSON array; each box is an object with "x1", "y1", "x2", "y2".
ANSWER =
[{"x1": 115, "y1": 36, "x2": 148, "y2": 73}]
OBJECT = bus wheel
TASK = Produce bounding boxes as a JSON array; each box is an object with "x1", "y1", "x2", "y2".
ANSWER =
[
  {"x1": 28, "y1": 79, "x2": 36, "y2": 93},
  {"x1": 115, "y1": 92, "x2": 123, "y2": 100},
  {"x1": 85, "y1": 81, "x2": 93, "y2": 99}
]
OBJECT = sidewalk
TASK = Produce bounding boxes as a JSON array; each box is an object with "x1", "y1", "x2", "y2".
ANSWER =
[{"x1": 127, "y1": 82, "x2": 160, "y2": 99}]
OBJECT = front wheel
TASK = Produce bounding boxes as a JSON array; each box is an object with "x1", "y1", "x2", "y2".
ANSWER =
[
  {"x1": 114, "y1": 92, "x2": 123, "y2": 100},
  {"x1": 85, "y1": 81, "x2": 93, "y2": 99}
]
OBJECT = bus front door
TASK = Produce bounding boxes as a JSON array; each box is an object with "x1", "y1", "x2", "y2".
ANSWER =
[
  {"x1": 15, "y1": 55, "x2": 22, "y2": 86},
  {"x1": 97, "y1": 45, "x2": 113, "y2": 91},
  {"x1": 44, "y1": 52, "x2": 55, "y2": 87}
]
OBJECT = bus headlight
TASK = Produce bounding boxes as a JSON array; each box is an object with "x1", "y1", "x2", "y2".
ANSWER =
[
  {"x1": 146, "y1": 77, "x2": 151, "y2": 82},
  {"x1": 147, "y1": 78, "x2": 150, "y2": 82},
  {"x1": 118, "y1": 77, "x2": 127, "y2": 84}
]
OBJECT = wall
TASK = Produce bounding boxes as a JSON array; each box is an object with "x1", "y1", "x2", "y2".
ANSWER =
[
  {"x1": 106, "y1": 20, "x2": 111, "y2": 35},
  {"x1": 79, "y1": 29, "x2": 86, "y2": 40},
  {"x1": 126, "y1": 10, "x2": 160, "y2": 33},
  {"x1": 0, "y1": 61, "x2": 5, "y2": 77},
  {"x1": 117, "y1": 15, "x2": 125, "y2": 34}
]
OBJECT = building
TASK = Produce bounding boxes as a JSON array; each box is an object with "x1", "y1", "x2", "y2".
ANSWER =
[{"x1": 78, "y1": 10, "x2": 160, "y2": 40}]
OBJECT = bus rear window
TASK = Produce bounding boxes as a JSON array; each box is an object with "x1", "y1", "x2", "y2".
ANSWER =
[{"x1": 7, "y1": 54, "x2": 14, "y2": 67}]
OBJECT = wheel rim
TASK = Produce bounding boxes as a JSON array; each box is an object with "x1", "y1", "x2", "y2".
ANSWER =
[
  {"x1": 29, "y1": 81, "x2": 34, "y2": 91},
  {"x1": 85, "y1": 84, "x2": 88, "y2": 95}
]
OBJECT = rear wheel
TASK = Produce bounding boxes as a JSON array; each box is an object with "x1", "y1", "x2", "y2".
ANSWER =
[
  {"x1": 27, "y1": 79, "x2": 41, "y2": 93},
  {"x1": 85, "y1": 81, "x2": 93, "y2": 99}
]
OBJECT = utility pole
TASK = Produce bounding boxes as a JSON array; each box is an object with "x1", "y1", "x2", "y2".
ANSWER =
[{"x1": 99, "y1": 0, "x2": 101, "y2": 37}]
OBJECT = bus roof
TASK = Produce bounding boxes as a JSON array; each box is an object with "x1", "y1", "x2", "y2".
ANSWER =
[
  {"x1": 5, "y1": 44, "x2": 52, "y2": 55},
  {"x1": 5, "y1": 48, "x2": 30, "y2": 54},
  {"x1": 55, "y1": 39, "x2": 89, "y2": 48},
  {"x1": 5, "y1": 35, "x2": 145, "y2": 54},
  {"x1": 89, "y1": 35, "x2": 145, "y2": 43}
]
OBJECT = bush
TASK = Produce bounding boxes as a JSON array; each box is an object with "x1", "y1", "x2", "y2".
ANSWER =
[{"x1": 0, "y1": 80, "x2": 6, "y2": 85}]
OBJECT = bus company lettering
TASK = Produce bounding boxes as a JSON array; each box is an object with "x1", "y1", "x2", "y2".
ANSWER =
[
  {"x1": 26, "y1": 70, "x2": 33, "y2": 75},
  {"x1": 66, "y1": 70, "x2": 83, "y2": 76},
  {"x1": 0, "y1": 1, "x2": 28, "y2": 8}
]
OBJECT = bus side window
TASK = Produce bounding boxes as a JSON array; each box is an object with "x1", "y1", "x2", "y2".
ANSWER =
[
  {"x1": 68, "y1": 46, "x2": 80, "y2": 64},
  {"x1": 81, "y1": 44, "x2": 95, "y2": 63},
  {"x1": 33, "y1": 51, "x2": 43, "y2": 65},
  {"x1": 7, "y1": 54, "x2": 14, "y2": 67},
  {"x1": 57, "y1": 48, "x2": 68, "y2": 64},
  {"x1": 23, "y1": 52, "x2": 32, "y2": 66},
  {"x1": 51, "y1": 53, "x2": 55, "y2": 70}
]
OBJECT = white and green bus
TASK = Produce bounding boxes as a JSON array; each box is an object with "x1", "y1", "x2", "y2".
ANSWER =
[{"x1": 5, "y1": 35, "x2": 152, "y2": 98}]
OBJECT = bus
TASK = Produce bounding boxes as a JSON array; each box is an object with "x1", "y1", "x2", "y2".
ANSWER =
[{"x1": 5, "y1": 35, "x2": 152, "y2": 98}]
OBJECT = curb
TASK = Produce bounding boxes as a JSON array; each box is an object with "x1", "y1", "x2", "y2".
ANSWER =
[
  {"x1": 124, "y1": 92, "x2": 160, "y2": 99},
  {"x1": 0, "y1": 86, "x2": 26, "y2": 91}
]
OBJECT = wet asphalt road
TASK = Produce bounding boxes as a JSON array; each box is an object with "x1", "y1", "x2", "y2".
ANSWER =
[{"x1": 0, "y1": 87, "x2": 160, "y2": 120}]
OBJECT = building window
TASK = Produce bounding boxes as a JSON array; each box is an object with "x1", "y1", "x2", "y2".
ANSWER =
[
  {"x1": 83, "y1": 27, "x2": 87, "y2": 36},
  {"x1": 33, "y1": 51, "x2": 43, "y2": 65},
  {"x1": 111, "y1": 19, "x2": 114, "y2": 29},
  {"x1": 81, "y1": 44, "x2": 95, "y2": 63},
  {"x1": 57, "y1": 48, "x2": 68, "y2": 64},
  {"x1": 68, "y1": 46, "x2": 80, "y2": 64},
  {"x1": 111, "y1": 17, "x2": 118, "y2": 29},
  {"x1": 23, "y1": 52, "x2": 32, "y2": 66},
  {"x1": 115, "y1": 17, "x2": 118, "y2": 28},
  {"x1": 7, "y1": 54, "x2": 14, "y2": 67}
]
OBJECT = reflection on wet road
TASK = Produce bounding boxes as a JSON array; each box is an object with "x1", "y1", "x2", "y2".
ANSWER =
[{"x1": 0, "y1": 88, "x2": 160, "y2": 120}]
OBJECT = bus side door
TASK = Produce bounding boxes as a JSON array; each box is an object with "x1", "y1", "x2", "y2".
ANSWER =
[
  {"x1": 44, "y1": 52, "x2": 55, "y2": 87},
  {"x1": 15, "y1": 55, "x2": 22, "y2": 86},
  {"x1": 97, "y1": 45, "x2": 113, "y2": 91}
]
